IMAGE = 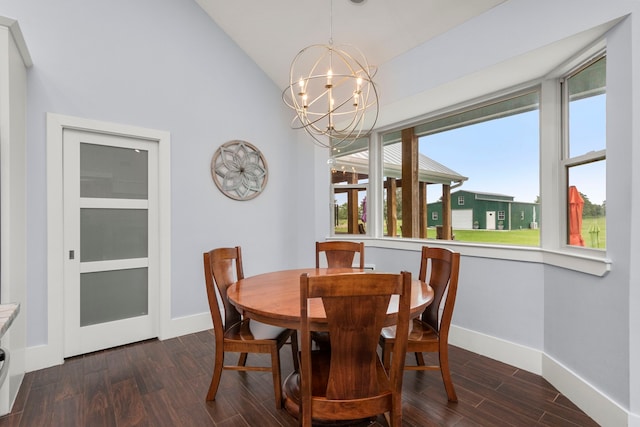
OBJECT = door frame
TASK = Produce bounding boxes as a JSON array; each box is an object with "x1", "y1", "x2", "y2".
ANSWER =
[{"x1": 46, "y1": 113, "x2": 171, "y2": 366}]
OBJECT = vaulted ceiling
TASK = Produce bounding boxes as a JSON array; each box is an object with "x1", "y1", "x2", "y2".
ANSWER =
[{"x1": 195, "y1": 0, "x2": 506, "y2": 90}]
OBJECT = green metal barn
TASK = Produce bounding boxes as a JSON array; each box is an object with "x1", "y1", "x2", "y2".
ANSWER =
[{"x1": 427, "y1": 190, "x2": 540, "y2": 230}]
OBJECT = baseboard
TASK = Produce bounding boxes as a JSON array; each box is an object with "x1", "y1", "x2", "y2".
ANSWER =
[
  {"x1": 25, "y1": 343, "x2": 63, "y2": 373},
  {"x1": 159, "y1": 312, "x2": 212, "y2": 340},
  {"x1": 450, "y1": 325, "x2": 634, "y2": 426},
  {"x1": 26, "y1": 312, "x2": 213, "y2": 372},
  {"x1": 542, "y1": 353, "x2": 630, "y2": 427},
  {"x1": 449, "y1": 325, "x2": 542, "y2": 374}
]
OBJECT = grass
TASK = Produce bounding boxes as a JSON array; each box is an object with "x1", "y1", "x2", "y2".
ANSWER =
[
  {"x1": 447, "y1": 229, "x2": 540, "y2": 246},
  {"x1": 581, "y1": 216, "x2": 606, "y2": 249},
  {"x1": 335, "y1": 216, "x2": 606, "y2": 249}
]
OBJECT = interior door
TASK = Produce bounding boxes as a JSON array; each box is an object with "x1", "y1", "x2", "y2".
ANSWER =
[{"x1": 63, "y1": 129, "x2": 158, "y2": 357}]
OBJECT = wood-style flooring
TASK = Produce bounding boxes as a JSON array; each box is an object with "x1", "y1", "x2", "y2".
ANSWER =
[{"x1": 0, "y1": 330, "x2": 599, "y2": 426}]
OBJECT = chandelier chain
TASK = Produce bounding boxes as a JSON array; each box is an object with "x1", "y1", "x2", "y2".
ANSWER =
[
  {"x1": 329, "y1": 0, "x2": 333, "y2": 45},
  {"x1": 282, "y1": 0, "x2": 379, "y2": 150}
]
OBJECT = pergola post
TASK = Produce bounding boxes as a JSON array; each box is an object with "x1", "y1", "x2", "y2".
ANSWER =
[
  {"x1": 401, "y1": 128, "x2": 419, "y2": 238},
  {"x1": 419, "y1": 181, "x2": 427, "y2": 239},
  {"x1": 346, "y1": 172, "x2": 359, "y2": 234},
  {"x1": 386, "y1": 177, "x2": 397, "y2": 236},
  {"x1": 441, "y1": 184, "x2": 452, "y2": 239}
]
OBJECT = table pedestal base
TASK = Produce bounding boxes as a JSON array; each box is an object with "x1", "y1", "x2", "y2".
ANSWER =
[{"x1": 282, "y1": 371, "x2": 376, "y2": 426}]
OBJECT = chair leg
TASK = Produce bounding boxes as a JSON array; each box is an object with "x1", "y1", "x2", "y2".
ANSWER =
[
  {"x1": 389, "y1": 409, "x2": 402, "y2": 427},
  {"x1": 415, "y1": 351, "x2": 425, "y2": 366},
  {"x1": 237, "y1": 352, "x2": 248, "y2": 366},
  {"x1": 206, "y1": 343, "x2": 225, "y2": 401},
  {"x1": 439, "y1": 348, "x2": 457, "y2": 402},
  {"x1": 290, "y1": 330, "x2": 300, "y2": 372},
  {"x1": 389, "y1": 393, "x2": 403, "y2": 426},
  {"x1": 270, "y1": 345, "x2": 283, "y2": 409}
]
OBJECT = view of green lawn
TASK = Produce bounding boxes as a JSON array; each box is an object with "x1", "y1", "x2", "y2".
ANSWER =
[
  {"x1": 581, "y1": 217, "x2": 606, "y2": 249},
  {"x1": 441, "y1": 229, "x2": 540, "y2": 246},
  {"x1": 335, "y1": 216, "x2": 606, "y2": 249}
]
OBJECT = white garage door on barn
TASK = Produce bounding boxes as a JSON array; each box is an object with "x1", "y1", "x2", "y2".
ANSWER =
[{"x1": 452, "y1": 209, "x2": 473, "y2": 229}]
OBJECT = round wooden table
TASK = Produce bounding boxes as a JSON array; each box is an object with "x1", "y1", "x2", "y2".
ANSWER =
[
  {"x1": 227, "y1": 268, "x2": 434, "y2": 421},
  {"x1": 227, "y1": 267, "x2": 434, "y2": 331}
]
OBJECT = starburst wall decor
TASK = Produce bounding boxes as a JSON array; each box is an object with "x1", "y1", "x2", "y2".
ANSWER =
[{"x1": 211, "y1": 140, "x2": 268, "y2": 201}]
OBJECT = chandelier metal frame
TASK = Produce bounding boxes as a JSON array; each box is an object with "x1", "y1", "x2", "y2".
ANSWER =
[{"x1": 282, "y1": 1, "x2": 379, "y2": 151}]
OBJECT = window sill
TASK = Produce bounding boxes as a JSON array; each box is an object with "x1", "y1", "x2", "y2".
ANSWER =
[
  {"x1": 329, "y1": 237, "x2": 611, "y2": 277},
  {"x1": 541, "y1": 249, "x2": 611, "y2": 276}
]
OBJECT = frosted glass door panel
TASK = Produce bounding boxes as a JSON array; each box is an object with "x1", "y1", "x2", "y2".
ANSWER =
[
  {"x1": 81, "y1": 209, "x2": 148, "y2": 262},
  {"x1": 80, "y1": 143, "x2": 148, "y2": 199},
  {"x1": 80, "y1": 268, "x2": 148, "y2": 327}
]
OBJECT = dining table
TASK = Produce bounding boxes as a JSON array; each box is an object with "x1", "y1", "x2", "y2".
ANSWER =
[{"x1": 226, "y1": 267, "x2": 434, "y2": 419}]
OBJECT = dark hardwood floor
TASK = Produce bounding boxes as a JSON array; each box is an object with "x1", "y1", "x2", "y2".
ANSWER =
[{"x1": 0, "y1": 330, "x2": 599, "y2": 426}]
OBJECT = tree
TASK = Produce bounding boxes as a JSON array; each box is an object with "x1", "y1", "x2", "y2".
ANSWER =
[
  {"x1": 580, "y1": 192, "x2": 604, "y2": 217},
  {"x1": 337, "y1": 202, "x2": 348, "y2": 221}
]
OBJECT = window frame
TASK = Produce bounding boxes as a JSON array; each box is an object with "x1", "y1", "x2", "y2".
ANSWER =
[
  {"x1": 327, "y1": 40, "x2": 611, "y2": 276},
  {"x1": 560, "y1": 52, "x2": 607, "y2": 251}
]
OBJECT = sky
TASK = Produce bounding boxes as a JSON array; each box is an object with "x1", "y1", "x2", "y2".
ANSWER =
[{"x1": 419, "y1": 95, "x2": 606, "y2": 205}]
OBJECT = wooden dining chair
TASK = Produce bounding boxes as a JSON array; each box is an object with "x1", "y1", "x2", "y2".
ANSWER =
[
  {"x1": 299, "y1": 271, "x2": 412, "y2": 426},
  {"x1": 379, "y1": 246, "x2": 461, "y2": 402},
  {"x1": 313, "y1": 241, "x2": 365, "y2": 350},
  {"x1": 203, "y1": 246, "x2": 299, "y2": 409},
  {"x1": 315, "y1": 241, "x2": 365, "y2": 269}
]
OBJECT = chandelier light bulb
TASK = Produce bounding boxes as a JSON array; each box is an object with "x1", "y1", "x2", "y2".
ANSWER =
[{"x1": 282, "y1": 43, "x2": 379, "y2": 149}]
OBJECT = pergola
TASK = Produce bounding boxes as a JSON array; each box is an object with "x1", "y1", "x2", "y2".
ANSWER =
[{"x1": 332, "y1": 132, "x2": 468, "y2": 239}]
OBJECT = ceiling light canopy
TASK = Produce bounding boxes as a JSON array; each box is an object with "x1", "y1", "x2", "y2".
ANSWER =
[{"x1": 282, "y1": 0, "x2": 379, "y2": 152}]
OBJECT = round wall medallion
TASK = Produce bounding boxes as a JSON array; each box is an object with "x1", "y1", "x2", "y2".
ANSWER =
[{"x1": 211, "y1": 140, "x2": 268, "y2": 201}]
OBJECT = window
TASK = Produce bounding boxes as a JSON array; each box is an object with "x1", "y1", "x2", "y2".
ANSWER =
[
  {"x1": 326, "y1": 45, "x2": 607, "y2": 262},
  {"x1": 379, "y1": 89, "x2": 540, "y2": 245},
  {"x1": 331, "y1": 139, "x2": 369, "y2": 235},
  {"x1": 562, "y1": 55, "x2": 606, "y2": 249}
]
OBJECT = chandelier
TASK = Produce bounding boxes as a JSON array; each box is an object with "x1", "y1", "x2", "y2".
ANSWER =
[{"x1": 282, "y1": 0, "x2": 379, "y2": 152}]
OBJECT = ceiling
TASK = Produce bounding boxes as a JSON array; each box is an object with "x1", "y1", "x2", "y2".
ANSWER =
[{"x1": 195, "y1": 0, "x2": 506, "y2": 90}]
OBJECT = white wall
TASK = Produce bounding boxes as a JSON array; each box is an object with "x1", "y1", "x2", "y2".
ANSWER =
[
  {"x1": 0, "y1": 0, "x2": 310, "y2": 346},
  {"x1": 542, "y1": 15, "x2": 634, "y2": 409},
  {"x1": 0, "y1": 18, "x2": 29, "y2": 415}
]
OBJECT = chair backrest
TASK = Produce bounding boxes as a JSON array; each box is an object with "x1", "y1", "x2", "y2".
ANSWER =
[
  {"x1": 299, "y1": 271, "x2": 411, "y2": 421},
  {"x1": 203, "y1": 247, "x2": 244, "y2": 333},
  {"x1": 315, "y1": 241, "x2": 365, "y2": 269},
  {"x1": 418, "y1": 246, "x2": 460, "y2": 337}
]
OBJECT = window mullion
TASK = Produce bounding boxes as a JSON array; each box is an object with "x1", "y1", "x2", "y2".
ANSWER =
[{"x1": 540, "y1": 79, "x2": 563, "y2": 249}]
